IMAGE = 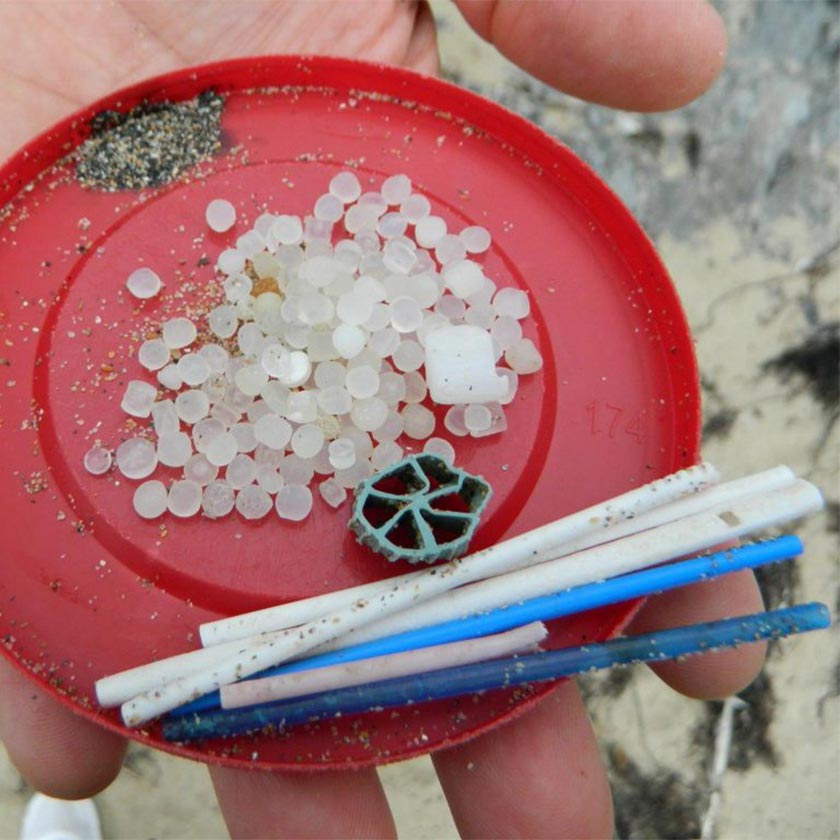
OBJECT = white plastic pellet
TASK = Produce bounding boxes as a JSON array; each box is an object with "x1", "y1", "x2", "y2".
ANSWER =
[
  {"x1": 206, "y1": 199, "x2": 237, "y2": 233},
  {"x1": 400, "y1": 193, "x2": 431, "y2": 223},
  {"x1": 121, "y1": 380, "x2": 157, "y2": 418},
  {"x1": 184, "y1": 453, "x2": 219, "y2": 486},
  {"x1": 177, "y1": 353, "x2": 211, "y2": 386},
  {"x1": 156, "y1": 364, "x2": 182, "y2": 391},
  {"x1": 372, "y1": 409, "x2": 404, "y2": 443},
  {"x1": 198, "y1": 344, "x2": 229, "y2": 375},
  {"x1": 175, "y1": 390, "x2": 210, "y2": 424},
  {"x1": 192, "y1": 418, "x2": 225, "y2": 452},
  {"x1": 83, "y1": 446, "x2": 112, "y2": 476},
  {"x1": 162, "y1": 317, "x2": 197, "y2": 350},
  {"x1": 275, "y1": 484, "x2": 313, "y2": 521},
  {"x1": 256, "y1": 464, "x2": 284, "y2": 494},
  {"x1": 205, "y1": 432, "x2": 239, "y2": 467},
  {"x1": 435, "y1": 234, "x2": 467, "y2": 265},
  {"x1": 319, "y1": 479, "x2": 347, "y2": 508},
  {"x1": 291, "y1": 425, "x2": 325, "y2": 459},
  {"x1": 377, "y1": 372, "x2": 407, "y2": 405},
  {"x1": 471, "y1": 401, "x2": 508, "y2": 438},
  {"x1": 370, "y1": 441, "x2": 404, "y2": 471},
  {"x1": 217, "y1": 248, "x2": 247, "y2": 275},
  {"x1": 336, "y1": 292, "x2": 373, "y2": 327},
  {"x1": 392, "y1": 340, "x2": 424, "y2": 373},
  {"x1": 224, "y1": 274, "x2": 252, "y2": 304},
  {"x1": 504, "y1": 338, "x2": 544, "y2": 374},
  {"x1": 276, "y1": 350, "x2": 311, "y2": 388},
  {"x1": 490, "y1": 315, "x2": 523, "y2": 349},
  {"x1": 382, "y1": 239, "x2": 417, "y2": 274},
  {"x1": 236, "y1": 230, "x2": 265, "y2": 258},
  {"x1": 460, "y1": 225, "x2": 492, "y2": 254},
  {"x1": 286, "y1": 391, "x2": 318, "y2": 424},
  {"x1": 272, "y1": 215, "x2": 304, "y2": 245},
  {"x1": 345, "y1": 365, "x2": 380, "y2": 399},
  {"x1": 423, "y1": 437, "x2": 456, "y2": 465},
  {"x1": 350, "y1": 397, "x2": 389, "y2": 432},
  {"x1": 235, "y1": 364, "x2": 269, "y2": 397},
  {"x1": 329, "y1": 171, "x2": 362, "y2": 203},
  {"x1": 328, "y1": 438, "x2": 356, "y2": 470},
  {"x1": 138, "y1": 338, "x2": 170, "y2": 371},
  {"x1": 402, "y1": 404, "x2": 436, "y2": 440},
  {"x1": 333, "y1": 324, "x2": 366, "y2": 359},
  {"x1": 202, "y1": 480, "x2": 236, "y2": 519},
  {"x1": 333, "y1": 458, "x2": 374, "y2": 489},
  {"x1": 317, "y1": 386, "x2": 353, "y2": 416},
  {"x1": 377, "y1": 212, "x2": 408, "y2": 239},
  {"x1": 443, "y1": 404, "x2": 469, "y2": 437},
  {"x1": 465, "y1": 304, "x2": 496, "y2": 331},
  {"x1": 253, "y1": 414, "x2": 293, "y2": 450},
  {"x1": 157, "y1": 432, "x2": 193, "y2": 468},
  {"x1": 126, "y1": 267, "x2": 163, "y2": 300},
  {"x1": 226, "y1": 454, "x2": 257, "y2": 490},
  {"x1": 390, "y1": 297, "x2": 423, "y2": 333},
  {"x1": 230, "y1": 422, "x2": 258, "y2": 453},
  {"x1": 278, "y1": 455, "x2": 315, "y2": 486},
  {"x1": 443, "y1": 260, "x2": 485, "y2": 299},
  {"x1": 402, "y1": 371, "x2": 427, "y2": 404},
  {"x1": 464, "y1": 404, "x2": 492, "y2": 434},
  {"x1": 314, "y1": 360, "x2": 346, "y2": 389},
  {"x1": 116, "y1": 437, "x2": 158, "y2": 480},
  {"x1": 133, "y1": 480, "x2": 168, "y2": 519},
  {"x1": 207, "y1": 305, "x2": 238, "y2": 339},
  {"x1": 381, "y1": 174, "x2": 412, "y2": 205},
  {"x1": 497, "y1": 367, "x2": 519, "y2": 405},
  {"x1": 493, "y1": 287, "x2": 531, "y2": 320},
  {"x1": 370, "y1": 327, "x2": 401, "y2": 358},
  {"x1": 435, "y1": 294, "x2": 467, "y2": 322},
  {"x1": 236, "y1": 485, "x2": 273, "y2": 520},
  {"x1": 314, "y1": 193, "x2": 345, "y2": 223}
]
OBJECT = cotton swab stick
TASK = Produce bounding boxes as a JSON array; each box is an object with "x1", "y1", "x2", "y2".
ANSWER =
[
  {"x1": 220, "y1": 621, "x2": 547, "y2": 709},
  {"x1": 556, "y1": 465, "x2": 796, "y2": 556},
  {"x1": 120, "y1": 478, "x2": 821, "y2": 726},
  {"x1": 171, "y1": 535, "x2": 802, "y2": 717},
  {"x1": 95, "y1": 633, "x2": 278, "y2": 708},
  {"x1": 161, "y1": 602, "x2": 832, "y2": 743},
  {"x1": 198, "y1": 461, "x2": 721, "y2": 646},
  {"x1": 310, "y1": 480, "x2": 823, "y2": 652}
]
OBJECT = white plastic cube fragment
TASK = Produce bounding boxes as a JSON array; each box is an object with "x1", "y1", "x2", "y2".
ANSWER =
[{"x1": 424, "y1": 325, "x2": 508, "y2": 405}]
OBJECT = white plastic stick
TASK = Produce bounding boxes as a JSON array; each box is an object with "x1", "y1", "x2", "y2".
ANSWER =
[
  {"x1": 315, "y1": 478, "x2": 823, "y2": 652},
  {"x1": 198, "y1": 462, "x2": 720, "y2": 646},
  {"x1": 96, "y1": 635, "x2": 275, "y2": 708},
  {"x1": 120, "y1": 477, "x2": 820, "y2": 726},
  {"x1": 220, "y1": 621, "x2": 547, "y2": 709}
]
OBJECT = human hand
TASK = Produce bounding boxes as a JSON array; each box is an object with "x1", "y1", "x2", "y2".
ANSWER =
[{"x1": 0, "y1": 2, "x2": 762, "y2": 837}]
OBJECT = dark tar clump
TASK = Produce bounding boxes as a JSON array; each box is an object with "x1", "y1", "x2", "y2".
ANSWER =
[{"x1": 75, "y1": 90, "x2": 225, "y2": 191}]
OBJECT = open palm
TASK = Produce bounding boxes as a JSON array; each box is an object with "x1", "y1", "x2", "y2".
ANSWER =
[{"x1": 0, "y1": 2, "x2": 760, "y2": 837}]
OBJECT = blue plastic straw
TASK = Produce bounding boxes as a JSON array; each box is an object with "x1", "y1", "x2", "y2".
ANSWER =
[
  {"x1": 162, "y1": 602, "x2": 830, "y2": 742},
  {"x1": 171, "y1": 536, "x2": 802, "y2": 717}
]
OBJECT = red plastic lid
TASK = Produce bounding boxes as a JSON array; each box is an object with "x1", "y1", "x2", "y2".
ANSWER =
[{"x1": 0, "y1": 56, "x2": 699, "y2": 770}]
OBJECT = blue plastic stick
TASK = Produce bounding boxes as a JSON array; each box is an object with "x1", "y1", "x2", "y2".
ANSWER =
[
  {"x1": 171, "y1": 536, "x2": 802, "y2": 717},
  {"x1": 162, "y1": 602, "x2": 830, "y2": 742}
]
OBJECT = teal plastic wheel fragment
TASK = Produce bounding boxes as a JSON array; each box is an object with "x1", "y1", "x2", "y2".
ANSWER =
[{"x1": 349, "y1": 454, "x2": 493, "y2": 564}]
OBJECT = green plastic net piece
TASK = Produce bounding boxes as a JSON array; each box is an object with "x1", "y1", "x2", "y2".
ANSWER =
[{"x1": 349, "y1": 453, "x2": 493, "y2": 564}]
